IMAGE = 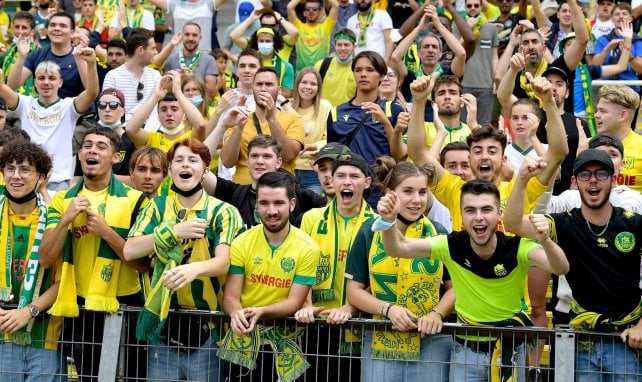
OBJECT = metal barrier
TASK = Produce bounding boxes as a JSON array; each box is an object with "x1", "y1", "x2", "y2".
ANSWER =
[{"x1": 0, "y1": 306, "x2": 640, "y2": 381}]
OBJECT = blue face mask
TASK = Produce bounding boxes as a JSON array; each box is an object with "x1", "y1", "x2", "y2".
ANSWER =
[
  {"x1": 98, "y1": 119, "x2": 121, "y2": 129},
  {"x1": 189, "y1": 95, "x2": 203, "y2": 107},
  {"x1": 258, "y1": 42, "x2": 274, "y2": 56}
]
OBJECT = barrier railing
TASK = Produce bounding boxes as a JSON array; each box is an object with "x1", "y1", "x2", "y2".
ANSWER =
[{"x1": 0, "y1": 305, "x2": 639, "y2": 381}]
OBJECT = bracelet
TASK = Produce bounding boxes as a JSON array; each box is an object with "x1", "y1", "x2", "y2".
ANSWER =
[
  {"x1": 280, "y1": 99, "x2": 290, "y2": 107},
  {"x1": 378, "y1": 302, "x2": 386, "y2": 316},
  {"x1": 430, "y1": 308, "x2": 444, "y2": 320},
  {"x1": 384, "y1": 303, "x2": 393, "y2": 318}
]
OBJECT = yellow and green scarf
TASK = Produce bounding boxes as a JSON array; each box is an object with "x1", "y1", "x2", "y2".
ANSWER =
[
  {"x1": 1, "y1": 43, "x2": 37, "y2": 96},
  {"x1": 370, "y1": 217, "x2": 442, "y2": 360},
  {"x1": 578, "y1": 64, "x2": 597, "y2": 136},
  {"x1": 49, "y1": 175, "x2": 135, "y2": 317},
  {"x1": 357, "y1": 8, "x2": 375, "y2": 47},
  {"x1": 217, "y1": 324, "x2": 308, "y2": 382},
  {"x1": 519, "y1": 59, "x2": 548, "y2": 107},
  {"x1": 0, "y1": 193, "x2": 47, "y2": 345},
  {"x1": 126, "y1": 4, "x2": 145, "y2": 28},
  {"x1": 458, "y1": 312, "x2": 532, "y2": 382},
  {"x1": 570, "y1": 299, "x2": 642, "y2": 332}
]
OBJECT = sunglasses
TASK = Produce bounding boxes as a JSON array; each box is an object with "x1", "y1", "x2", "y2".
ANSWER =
[
  {"x1": 97, "y1": 101, "x2": 122, "y2": 110},
  {"x1": 466, "y1": 3, "x2": 480, "y2": 8},
  {"x1": 305, "y1": 7, "x2": 321, "y2": 11},
  {"x1": 137, "y1": 82, "x2": 144, "y2": 101}
]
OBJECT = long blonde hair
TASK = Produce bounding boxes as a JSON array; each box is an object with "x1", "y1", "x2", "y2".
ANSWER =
[{"x1": 181, "y1": 74, "x2": 211, "y2": 122}]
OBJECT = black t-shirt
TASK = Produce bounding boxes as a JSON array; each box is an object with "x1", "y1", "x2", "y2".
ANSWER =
[
  {"x1": 537, "y1": 112, "x2": 590, "y2": 195},
  {"x1": 547, "y1": 208, "x2": 642, "y2": 318},
  {"x1": 513, "y1": 56, "x2": 574, "y2": 114}
]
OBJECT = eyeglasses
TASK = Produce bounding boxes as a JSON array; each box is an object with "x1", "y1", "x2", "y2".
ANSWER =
[
  {"x1": 304, "y1": 7, "x2": 321, "y2": 11},
  {"x1": 97, "y1": 101, "x2": 122, "y2": 110},
  {"x1": 384, "y1": 71, "x2": 397, "y2": 79},
  {"x1": 137, "y1": 82, "x2": 144, "y2": 101},
  {"x1": 262, "y1": 23, "x2": 277, "y2": 28},
  {"x1": 466, "y1": 3, "x2": 480, "y2": 8},
  {"x1": 3, "y1": 166, "x2": 34, "y2": 177},
  {"x1": 575, "y1": 169, "x2": 611, "y2": 182},
  {"x1": 499, "y1": 0, "x2": 512, "y2": 3}
]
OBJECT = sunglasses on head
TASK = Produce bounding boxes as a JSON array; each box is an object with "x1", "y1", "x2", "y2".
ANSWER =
[
  {"x1": 97, "y1": 101, "x2": 122, "y2": 110},
  {"x1": 137, "y1": 82, "x2": 144, "y2": 101}
]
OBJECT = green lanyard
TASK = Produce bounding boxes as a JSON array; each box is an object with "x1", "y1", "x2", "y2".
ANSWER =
[{"x1": 178, "y1": 50, "x2": 201, "y2": 74}]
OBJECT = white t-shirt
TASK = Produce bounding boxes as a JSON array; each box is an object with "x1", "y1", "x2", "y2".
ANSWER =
[
  {"x1": 346, "y1": 9, "x2": 392, "y2": 58},
  {"x1": 16, "y1": 95, "x2": 80, "y2": 183},
  {"x1": 109, "y1": 8, "x2": 155, "y2": 31},
  {"x1": 103, "y1": 65, "x2": 161, "y2": 131},
  {"x1": 592, "y1": 18, "x2": 615, "y2": 41},
  {"x1": 167, "y1": 0, "x2": 217, "y2": 52}
]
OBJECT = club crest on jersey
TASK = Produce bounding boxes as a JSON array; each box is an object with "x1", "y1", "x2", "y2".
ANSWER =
[
  {"x1": 493, "y1": 264, "x2": 507, "y2": 277},
  {"x1": 101, "y1": 264, "x2": 113, "y2": 283},
  {"x1": 615, "y1": 232, "x2": 635, "y2": 253},
  {"x1": 280, "y1": 257, "x2": 295, "y2": 273}
]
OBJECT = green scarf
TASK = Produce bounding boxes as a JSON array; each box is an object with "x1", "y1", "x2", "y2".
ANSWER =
[
  {"x1": 49, "y1": 174, "x2": 136, "y2": 317},
  {"x1": 519, "y1": 59, "x2": 548, "y2": 107},
  {"x1": 458, "y1": 312, "x2": 533, "y2": 382},
  {"x1": 1, "y1": 43, "x2": 37, "y2": 96},
  {"x1": 126, "y1": 4, "x2": 145, "y2": 28},
  {"x1": 570, "y1": 298, "x2": 642, "y2": 331},
  {"x1": 370, "y1": 217, "x2": 442, "y2": 360},
  {"x1": 217, "y1": 324, "x2": 309, "y2": 382},
  {"x1": 578, "y1": 64, "x2": 597, "y2": 136},
  {"x1": 0, "y1": 193, "x2": 47, "y2": 345},
  {"x1": 357, "y1": 9, "x2": 375, "y2": 47},
  {"x1": 135, "y1": 219, "x2": 183, "y2": 343},
  {"x1": 310, "y1": 198, "x2": 375, "y2": 304}
]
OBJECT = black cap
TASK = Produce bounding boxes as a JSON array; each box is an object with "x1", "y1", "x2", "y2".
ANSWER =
[
  {"x1": 0, "y1": 96, "x2": 6, "y2": 111},
  {"x1": 588, "y1": 134, "x2": 624, "y2": 157},
  {"x1": 314, "y1": 142, "x2": 351, "y2": 166},
  {"x1": 332, "y1": 152, "x2": 369, "y2": 176},
  {"x1": 573, "y1": 149, "x2": 614, "y2": 173},
  {"x1": 541, "y1": 67, "x2": 568, "y2": 85}
]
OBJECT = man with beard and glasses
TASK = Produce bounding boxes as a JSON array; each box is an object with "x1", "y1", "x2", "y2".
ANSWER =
[
  {"x1": 156, "y1": 22, "x2": 219, "y2": 100},
  {"x1": 0, "y1": 50, "x2": 99, "y2": 191},
  {"x1": 219, "y1": 171, "x2": 320, "y2": 382},
  {"x1": 378, "y1": 179, "x2": 569, "y2": 382},
  {"x1": 346, "y1": 0, "x2": 394, "y2": 60},
  {"x1": 294, "y1": 152, "x2": 376, "y2": 381},
  {"x1": 407, "y1": 73, "x2": 567, "y2": 233},
  {"x1": 39, "y1": 127, "x2": 150, "y2": 380},
  {"x1": 221, "y1": 67, "x2": 305, "y2": 184},
  {"x1": 125, "y1": 138, "x2": 243, "y2": 381},
  {"x1": 505, "y1": 149, "x2": 642, "y2": 380}
]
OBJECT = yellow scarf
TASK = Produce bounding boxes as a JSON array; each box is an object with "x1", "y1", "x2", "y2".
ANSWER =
[
  {"x1": 49, "y1": 175, "x2": 139, "y2": 317},
  {"x1": 570, "y1": 299, "x2": 642, "y2": 331},
  {"x1": 370, "y1": 217, "x2": 443, "y2": 360},
  {"x1": 217, "y1": 324, "x2": 308, "y2": 382},
  {"x1": 518, "y1": 59, "x2": 548, "y2": 107}
]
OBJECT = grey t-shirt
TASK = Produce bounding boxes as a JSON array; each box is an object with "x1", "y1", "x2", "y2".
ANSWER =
[{"x1": 165, "y1": 50, "x2": 219, "y2": 79}]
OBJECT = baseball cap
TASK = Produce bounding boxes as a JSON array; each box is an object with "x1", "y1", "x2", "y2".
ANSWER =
[
  {"x1": 588, "y1": 134, "x2": 624, "y2": 157},
  {"x1": 332, "y1": 152, "x2": 369, "y2": 176},
  {"x1": 98, "y1": 88, "x2": 126, "y2": 107},
  {"x1": 0, "y1": 96, "x2": 6, "y2": 111},
  {"x1": 573, "y1": 149, "x2": 614, "y2": 174},
  {"x1": 541, "y1": 67, "x2": 568, "y2": 85},
  {"x1": 314, "y1": 142, "x2": 351, "y2": 166},
  {"x1": 238, "y1": 2, "x2": 254, "y2": 22}
]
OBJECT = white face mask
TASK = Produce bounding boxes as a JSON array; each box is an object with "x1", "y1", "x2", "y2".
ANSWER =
[
  {"x1": 98, "y1": 119, "x2": 121, "y2": 129},
  {"x1": 258, "y1": 42, "x2": 274, "y2": 56},
  {"x1": 159, "y1": 123, "x2": 184, "y2": 135}
]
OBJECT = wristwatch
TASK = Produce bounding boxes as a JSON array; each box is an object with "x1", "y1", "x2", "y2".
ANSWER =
[{"x1": 27, "y1": 304, "x2": 40, "y2": 318}]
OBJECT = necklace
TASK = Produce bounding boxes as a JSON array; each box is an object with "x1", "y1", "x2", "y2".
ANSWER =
[{"x1": 585, "y1": 217, "x2": 609, "y2": 237}]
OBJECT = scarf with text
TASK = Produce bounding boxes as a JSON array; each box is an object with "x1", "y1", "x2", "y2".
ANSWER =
[{"x1": 518, "y1": 59, "x2": 548, "y2": 107}]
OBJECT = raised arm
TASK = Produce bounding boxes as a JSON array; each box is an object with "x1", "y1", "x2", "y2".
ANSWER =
[
  {"x1": 219, "y1": 106, "x2": 250, "y2": 168},
  {"x1": 0, "y1": 69, "x2": 19, "y2": 109},
  {"x1": 152, "y1": 32, "x2": 181, "y2": 69},
  {"x1": 529, "y1": 0, "x2": 548, "y2": 30},
  {"x1": 496, "y1": 51, "x2": 522, "y2": 116},
  {"x1": 378, "y1": 192, "x2": 434, "y2": 258},
  {"x1": 407, "y1": 76, "x2": 446, "y2": 180},
  {"x1": 73, "y1": 48, "x2": 100, "y2": 113},
  {"x1": 429, "y1": 5, "x2": 466, "y2": 78},
  {"x1": 391, "y1": 14, "x2": 426, "y2": 80},
  {"x1": 168, "y1": 70, "x2": 206, "y2": 141},
  {"x1": 563, "y1": 0, "x2": 589, "y2": 71},
  {"x1": 504, "y1": 155, "x2": 549, "y2": 236},
  {"x1": 230, "y1": 11, "x2": 260, "y2": 50},
  {"x1": 286, "y1": 0, "x2": 300, "y2": 23},
  {"x1": 398, "y1": 3, "x2": 425, "y2": 37},
  {"x1": 6, "y1": 38, "x2": 32, "y2": 90},
  {"x1": 126, "y1": 76, "x2": 172, "y2": 147},
  {"x1": 525, "y1": 218, "x2": 569, "y2": 276},
  {"x1": 601, "y1": 22, "x2": 634, "y2": 77},
  {"x1": 444, "y1": 0, "x2": 475, "y2": 59},
  {"x1": 276, "y1": 12, "x2": 300, "y2": 46}
]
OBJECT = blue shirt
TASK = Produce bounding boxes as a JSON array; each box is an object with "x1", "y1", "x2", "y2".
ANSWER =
[
  {"x1": 25, "y1": 46, "x2": 84, "y2": 99},
  {"x1": 594, "y1": 31, "x2": 642, "y2": 92},
  {"x1": 329, "y1": 96, "x2": 403, "y2": 168}
]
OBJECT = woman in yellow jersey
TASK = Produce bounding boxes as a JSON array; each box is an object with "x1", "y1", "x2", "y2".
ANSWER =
[
  {"x1": 124, "y1": 138, "x2": 244, "y2": 381},
  {"x1": 346, "y1": 157, "x2": 455, "y2": 382},
  {"x1": 292, "y1": 67, "x2": 332, "y2": 195},
  {"x1": 246, "y1": 27, "x2": 295, "y2": 97}
]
